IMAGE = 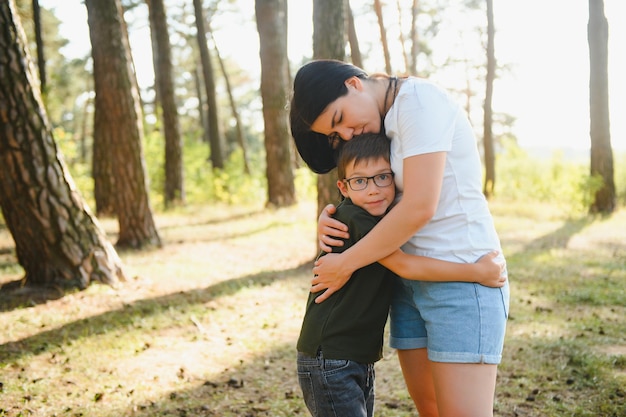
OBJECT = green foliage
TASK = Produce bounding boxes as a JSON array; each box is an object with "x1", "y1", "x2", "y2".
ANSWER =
[
  {"x1": 52, "y1": 126, "x2": 94, "y2": 208},
  {"x1": 494, "y1": 139, "x2": 607, "y2": 215},
  {"x1": 294, "y1": 166, "x2": 318, "y2": 202},
  {"x1": 143, "y1": 130, "x2": 270, "y2": 208}
]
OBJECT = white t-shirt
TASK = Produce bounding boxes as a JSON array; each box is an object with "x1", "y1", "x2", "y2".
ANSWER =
[{"x1": 384, "y1": 77, "x2": 503, "y2": 264}]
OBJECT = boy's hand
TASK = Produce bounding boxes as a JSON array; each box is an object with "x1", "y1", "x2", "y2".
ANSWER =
[
  {"x1": 318, "y1": 204, "x2": 349, "y2": 252},
  {"x1": 475, "y1": 251, "x2": 507, "y2": 287}
]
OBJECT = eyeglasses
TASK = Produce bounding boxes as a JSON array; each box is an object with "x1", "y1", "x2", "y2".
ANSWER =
[{"x1": 344, "y1": 172, "x2": 394, "y2": 191}]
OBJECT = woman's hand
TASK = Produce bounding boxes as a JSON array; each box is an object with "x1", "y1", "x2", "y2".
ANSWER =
[
  {"x1": 474, "y1": 251, "x2": 507, "y2": 288},
  {"x1": 311, "y1": 253, "x2": 354, "y2": 303},
  {"x1": 318, "y1": 204, "x2": 349, "y2": 252}
]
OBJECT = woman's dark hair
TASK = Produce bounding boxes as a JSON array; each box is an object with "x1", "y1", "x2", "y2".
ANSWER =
[{"x1": 289, "y1": 60, "x2": 367, "y2": 174}]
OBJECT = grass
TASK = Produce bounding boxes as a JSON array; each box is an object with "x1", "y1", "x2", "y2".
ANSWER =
[{"x1": 0, "y1": 200, "x2": 625, "y2": 416}]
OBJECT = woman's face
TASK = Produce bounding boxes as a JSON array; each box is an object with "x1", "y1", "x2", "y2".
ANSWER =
[{"x1": 310, "y1": 77, "x2": 381, "y2": 142}]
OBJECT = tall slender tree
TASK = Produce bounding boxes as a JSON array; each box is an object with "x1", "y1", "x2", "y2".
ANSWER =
[
  {"x1": 255, "y1": 0, "x2": 296, "y2": 207},
  {"x1": 588, "y1": 0, "x2": 614, "y2": 214},
  {"x1": 482, "y1": 0, "x2": 495, "y2": 198},
  {"x1": 408, "y1": 0, "x2": 419, "y2": 76},
  {"x1": 147, "y1": 0, "x2": 185, "y2": 207},
  {"x1": 31, "y1": 0, "x2": 46, "y2": 93},
  {"x1": 0, "y1": 0, "x2": 125, "y2": 291},
  {"x1": 211, "y1": 33, "x2": 250, "y2": 174},
  {"x1": 85, "y1": 0, "x2": 161, "y2": 248},
  {"x1": 313, "y1": 0, "x2": 346, "y2": 218},
  {"x1": 373, "y1": 0, "x2": 392, "y2": 74},
  {"x1": 346, "y1": 1, "x2": 363, "y2": 68},
  {"x1": 193, "y1": 0, "x2": 224, "y2": 170}
]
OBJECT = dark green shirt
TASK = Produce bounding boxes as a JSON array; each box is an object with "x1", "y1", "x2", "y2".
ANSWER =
[{"x1": 297, "y1": 198, "x2": 396, "y2": 364}]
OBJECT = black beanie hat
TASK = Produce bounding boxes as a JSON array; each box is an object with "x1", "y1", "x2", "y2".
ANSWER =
[{"x1": 289, "y1": 60, "x2": 367, "y2": 174}]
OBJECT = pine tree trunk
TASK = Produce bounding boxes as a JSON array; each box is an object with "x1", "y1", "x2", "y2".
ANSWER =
[
  {"x1": 483, "y1": 0, "x2": 495, "y2": 198},
  {"x1": 346, "y1": 1, "x2": 363, "y2": 68},
  {"x1": 86, "y1": 0, "x2": 161, "y2": 248},
  {"x1": 213, "y1": 39, "x2": 250, "y2": 174},
  {"x1": 313, "y1": 0, "x2": 347, "y2": 219},
  {"x1": 32, "y1": 0, "x2": 46, "y2": 93},
  {"x1": 147, "y1": 0, "x2": 185, "y2": 206},
  {"x1": 373, "y1": 0, "x2": 392, "y2": 74},
  {"x1": 256, "y1": 0, "x2": 296, "y2": 207},
  {"x1": 409, "y1": 0, "x2": 419, "y2": 76},
  {"x1": 193, "y1": 0, "x2": 224, "y2": 170},
  {"x1": 588, "y1": 0, "x2": 615, "y2": 214},
  {"x1": 0, "y1": 0, "x2": 125, "y2": 290}
]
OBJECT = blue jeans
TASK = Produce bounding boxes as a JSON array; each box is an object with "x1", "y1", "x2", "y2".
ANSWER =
[{"x1": 297, "y1": 350, "x2": 375, "y2": 417}]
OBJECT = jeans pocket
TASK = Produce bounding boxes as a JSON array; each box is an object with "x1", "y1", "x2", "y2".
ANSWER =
[
  {"x1": 499, "y1": 283, "x2": 510, "y2": 319},
  {"x1": 297, "y1": 370, "x2": 317, "y2": 416},
  {"x1": 322, "y1": 358, "x2": 350, "y2": 373}
]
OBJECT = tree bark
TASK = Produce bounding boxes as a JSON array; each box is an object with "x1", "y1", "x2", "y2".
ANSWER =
[
  {"x1": 31, "y1": 0, "x2": 46, "y2": 93},
  {"x1": 396, "y1": 0, "x2": 410, "y2": 74},
  {"x1": 212, "y1": 34, "x2": 250, "y2": 174},
  {"x1": 193, "y1": 0, "x2": 224, "y2": 170},
  {"x1": 346, "y1": 1, "x2": 362, "y2": 68},
  {"x1": 408, "y1": 0, "x2": 419, "y2": 76},
  {"x1": 482, "y1": 0, "x2": 495, "y2": 198},
  {"x1": 313, "y1": 0, "x2": 347, "y2": 219},
  {"x1": 0, "y1": 0, "x2": 125, "y2": 290},
  {"x1": 86, "y1": 0, "x2": 161, "y2": 248},
  {"x1": 373, "y1": 0, "x2": 392, "y2": 74},
  {"x1": 147, "y1": 0, "x2": 185, "y2": 207},
  {"x1": 588, "y1": 0, "x2": 615, "y2": 214},
  {"x1": 255, "y1": 0, "x2": 296, "y2": 207}
]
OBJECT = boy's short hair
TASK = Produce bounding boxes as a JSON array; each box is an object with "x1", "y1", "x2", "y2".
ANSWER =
[{"x1": 336, "y1": 133, "x2": 391, "y2": 180}]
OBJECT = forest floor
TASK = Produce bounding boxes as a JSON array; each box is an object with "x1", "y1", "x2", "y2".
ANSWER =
[{"x1": 0, "y1": 200, "x2": 625, "y2": 417}]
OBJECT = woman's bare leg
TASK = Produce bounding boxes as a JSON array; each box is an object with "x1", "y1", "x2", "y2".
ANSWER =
[
  {"x1": 397, "y1": 348, "x2": 439, "y2": 417},
  {"x1": 431, "y1": 362, "x2": 498, "y2": 417}
]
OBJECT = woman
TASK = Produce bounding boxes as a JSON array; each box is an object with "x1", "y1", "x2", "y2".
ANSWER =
[{"x1": 289, "y1": 59, "x2": 509, "y2": 417}]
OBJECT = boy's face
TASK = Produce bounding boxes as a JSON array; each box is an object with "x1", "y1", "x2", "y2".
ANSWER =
[{"x1": 337, "y1": 157, "x2": 395, "y2": 217}]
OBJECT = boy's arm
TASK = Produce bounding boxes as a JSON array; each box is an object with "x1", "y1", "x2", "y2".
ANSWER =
[{"x1": 378, "y1": 250, "x2": 506, "y2": 288}]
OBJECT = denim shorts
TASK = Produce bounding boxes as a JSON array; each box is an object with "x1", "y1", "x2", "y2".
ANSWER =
[
  {"x1": 389, "y1": 276, "x2": 509, "y2": 364},
  {"x1": 297, "y1": 350, "x2": 375, "y2": 417}
]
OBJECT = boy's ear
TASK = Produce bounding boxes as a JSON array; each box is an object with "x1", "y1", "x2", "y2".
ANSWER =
[{"x1": 337, "y1": 180, "x2": 350, "y2": 198}]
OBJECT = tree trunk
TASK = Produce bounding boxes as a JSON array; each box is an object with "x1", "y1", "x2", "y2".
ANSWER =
[
  {"x1": 373, "y1": 0, "x2": 392, "y2": 74},
  {"x1": 193, "y1": 0, "x2": 224, "y2": 170},
  {"x1": 408, "y1": 0, "x2": 419, "y2": 76},
  {"x1": 255, "y1": 0, "x2": 296, "y2": 207},
  {"x1": 346, "y1": 1, "x2": 362, "y2": 68},
  {"x1": 31, "y1": 0, "x2": 46, "y2": 93},
  {"x1": 147, "y1": 0, "x2": 185, "y2": 207},
  {"x1": 396, "y1": 0, "x2": 410, "y2": 74},
  {"x1": 588, "y1": 0, "x2": 615, "y2": 214},
  {"x1": 482, "y1": 0, "x2": 495, "y2": 198},
  {"x1": 313, "y1": 0, "x2": 346, "y2": 219},
  {"x1": 0, "y1": 0, "x2": 125, "y2": 290},
  {"x1": 212, "y1": 35, "x2": 250, "y2": 174},
  {"x1": 86, "y1": 0, "x2": 161, "y2": 248},
  {"x1": 194, "y1": 65, "x2": 210, "y2": 144}
]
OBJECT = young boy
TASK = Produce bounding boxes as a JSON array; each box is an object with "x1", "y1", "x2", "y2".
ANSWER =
[{"x1": 296, "y1": 133, "x2": 504, "y2": 417}]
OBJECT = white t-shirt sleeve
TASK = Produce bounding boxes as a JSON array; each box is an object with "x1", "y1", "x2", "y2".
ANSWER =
[{"x1": 390, "y1": 80, "x2": 458, "y2": 158}]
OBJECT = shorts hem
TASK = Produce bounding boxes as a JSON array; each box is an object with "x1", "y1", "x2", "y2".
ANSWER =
[
  {"x1": 389, "y1": 336, "x2": 427, "y2": 350},
  {"x1": 428, "y1": 350, "x2": 502, "y2": 364}
]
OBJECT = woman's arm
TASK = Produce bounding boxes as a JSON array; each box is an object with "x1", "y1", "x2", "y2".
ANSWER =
[
  {"x1": 378, "y1": 250, "x2": 506, "y2": 287},
  {"x1": 311, "y1": 152, "x2": 446, "y2": 302}
]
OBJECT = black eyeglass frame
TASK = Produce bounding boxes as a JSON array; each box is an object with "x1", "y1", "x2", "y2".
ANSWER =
[{"x1": 343, "y1": 172, "x2": 395, "y2": 191}]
